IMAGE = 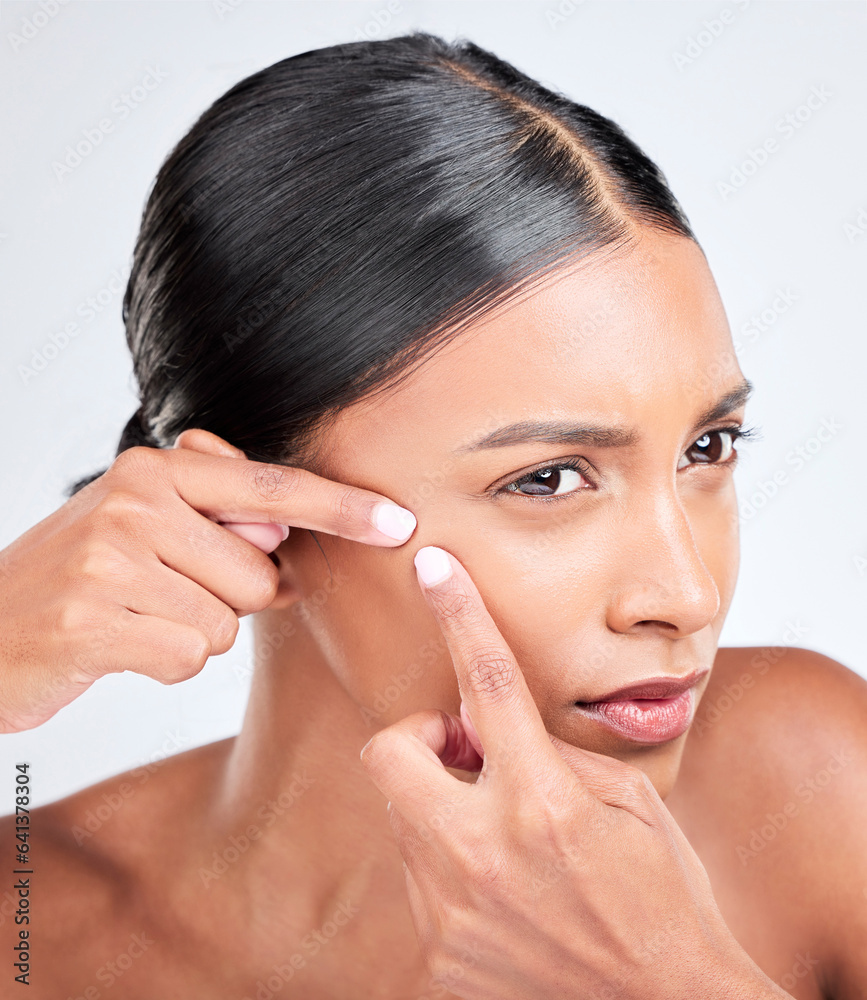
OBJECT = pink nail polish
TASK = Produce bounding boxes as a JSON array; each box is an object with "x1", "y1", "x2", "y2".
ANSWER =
[
  {"x1": 414, "y1": 546, "x2": 452, "y2": 586},
  {"x1": 374, "y1": 502, "x2": 417, "y2": 541}
]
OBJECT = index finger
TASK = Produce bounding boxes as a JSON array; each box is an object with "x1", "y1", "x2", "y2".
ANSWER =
[
  {"x1": 412, "y1": 545, "x2": 564, "y2": 782},
  {"x1": 144, "y1": 447, "x2": 418, "y2": 546}
]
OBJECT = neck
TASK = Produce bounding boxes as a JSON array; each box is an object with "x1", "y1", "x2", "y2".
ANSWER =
[{"x1": 189, "y1": 607, "x2": 432, "y2": 992}]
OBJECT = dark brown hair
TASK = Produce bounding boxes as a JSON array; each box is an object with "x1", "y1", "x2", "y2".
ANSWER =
[{"x1": 69, "y1": 30, "x2": 694, "y2": 495}]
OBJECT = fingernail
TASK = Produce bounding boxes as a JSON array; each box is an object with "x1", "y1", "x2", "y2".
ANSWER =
[
  {"x1": 374, "y1": 502, "x2": 417, "y2": 541},
  {"x1": 414, "y1": 546, "x2": 452, "y2": 586},
  {"x1": 279, "y1": 524, "x2": 290, "y2": 541}
]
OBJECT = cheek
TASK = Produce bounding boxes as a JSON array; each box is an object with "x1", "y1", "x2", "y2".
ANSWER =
[
  {"x1": 454, "y1": 519, "x2": 616, "y2": 708},
  {"x1": 290, "y1": 535, "x2": 463, "y2": 724},
  {"x1": 284, "y1": 483, "x2": 740, "y2": 726},
  {"x1": 427, "y1": 488, "x2": 740, "y2": 703}
]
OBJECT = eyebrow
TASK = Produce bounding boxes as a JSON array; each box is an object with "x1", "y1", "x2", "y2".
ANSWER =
[{"x1": 454, "y1": 378, "x2": 754, "y2": 454}]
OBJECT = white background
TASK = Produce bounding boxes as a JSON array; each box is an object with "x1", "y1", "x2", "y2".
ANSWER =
[{"x1": 1, "y1": 0, "x2": 865, "y2": 806}]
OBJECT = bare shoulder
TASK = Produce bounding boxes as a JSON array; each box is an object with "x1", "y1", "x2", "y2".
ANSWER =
[
  {"x1": 38, "y1": 735, "x2": 234, "y2": 868},
  {"x1": 696, "y1": 643, "x2": 867, "y2": 747},
  {"x1": 0, "y1": 736, "x2": 233, "y2": 997},
  {"x1": 694, "y1": 644, "x2": 867, "y2": 775},
  {"x1": 0, "y1": 800, "x2": 135, "y2": 996},
  {"x1": 681, "y1": 645, "x2": 867, "y2": 998}
]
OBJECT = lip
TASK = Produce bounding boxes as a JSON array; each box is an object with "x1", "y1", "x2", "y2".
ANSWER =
[
  {"x1": 571, "y1": 668, "x2": 710, "y2": 745},
  {"x1": 575, "y1": 667, "x2": 710, "y2": 704}
]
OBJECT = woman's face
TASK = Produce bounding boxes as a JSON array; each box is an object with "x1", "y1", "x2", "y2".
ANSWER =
[{"x1": 274, "y1": 227, "x2": 748, "y2": 796}]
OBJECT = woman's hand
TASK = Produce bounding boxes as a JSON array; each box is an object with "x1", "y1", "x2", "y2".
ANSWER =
[
  {"x1": 359, "y1": 546, "x2": 791, "y2": 1000},
  {"x1": 0, "y1": 429, "x2": 417, "y2": 734}
]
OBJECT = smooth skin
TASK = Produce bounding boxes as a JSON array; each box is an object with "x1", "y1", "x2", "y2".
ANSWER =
[{"x1": 1, "y1": 226, "x2": 866, "y2": 999}]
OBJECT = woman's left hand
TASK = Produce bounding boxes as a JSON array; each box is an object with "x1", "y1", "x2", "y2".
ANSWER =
[{"x1": 359, "y1": 546, "x2": 790, "y2": 1000}]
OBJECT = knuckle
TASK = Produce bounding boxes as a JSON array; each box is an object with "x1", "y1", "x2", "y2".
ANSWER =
[
  {"x1": 244, "y1": 561, "x2": 280, "y2": 610},
  {"x1": 208, "y1": 609, "x2": 239, "y2": 654},
  {"x1": 438, "y1": 898, "x2": 474, "y2": 942},
  {"x1": 426, "y1": 904, "x2": 477, "y2": 977},
  {"x1": 108, "y1": 446, "x2": 143, "y2": 474},
  {"x1": 513, "y1": 794, "x2": 571, "y2": 842},
  {"x1": 165, "y1": 632, "x2": 211, "y2": 682},
  {"x1": 613, "y1": 765, "x2": 660, "y2": 818},
  {"x1": 250, "y1": 464, "x2": 296, "y2": 508},
  {"x1": 77, "y1": 539, "x2": 131, "y2": 583},
  {"x1": 359, "y1": 727, "x2": 402, "y2": 772},
  {"x1": 222, "y1": 547, "x2": 279, "y2": 612},
  {"x1": 425, "y1": 951, "x2": 451, "y2": 988},
  {"x1": 625, "y1": 765, "x2": 655, "y2": 797},
  {"x1": 56, "y1": 597, "x2": 101, "y2": 635},
  {"x1": 425, "y1": 905, "x2": 477, "y2": 980},
  {"x1": 330, "y1": 485, "x2": 362, "y2": 532},
  {"x1": 434, "y1": 588, "x2": 475, "y2": 623},
  {"x1": 425, "y1": 946, "x2": 458, "y2": 989},
  {"x1": 92, "y1": 489, "x2": 151, "y2": 533},
  {"x1": 466, "y1": 649, "x2": 517, "y2": 699},
  {"x1": 108, "y1": 445, "x2": 162, "y2": 481}
]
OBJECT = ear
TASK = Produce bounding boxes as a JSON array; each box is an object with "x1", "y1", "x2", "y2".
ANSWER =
[{"x1": 173, "y1": 428, "x2": 303, "y2": 611}]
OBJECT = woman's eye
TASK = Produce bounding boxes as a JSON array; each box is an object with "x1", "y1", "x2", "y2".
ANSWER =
[
  {"x1": 677, "y1": 428, "x2": 739, "y2": 470},
  {"x1": 498, "y1": 426, "x2": 754, "y2": 501},
  {"x1": 501, "y1": 460, "x2": 592, "y2": 500}
]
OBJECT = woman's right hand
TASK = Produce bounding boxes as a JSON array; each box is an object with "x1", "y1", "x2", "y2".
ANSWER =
[{"x1": 0, "y1": 429, "x2": 417, "y2": 734}]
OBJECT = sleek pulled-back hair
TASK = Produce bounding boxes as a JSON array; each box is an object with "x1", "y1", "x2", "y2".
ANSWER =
[{"x1": 68, "y1": 30, "x2": 695, "y2": 495}]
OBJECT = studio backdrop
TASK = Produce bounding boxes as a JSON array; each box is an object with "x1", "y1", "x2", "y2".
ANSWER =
[{"x1": 1, "y1": 0, "x2": 864, "y2": 804}]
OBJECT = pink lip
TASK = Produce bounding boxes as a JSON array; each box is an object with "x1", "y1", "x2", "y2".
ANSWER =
[
  {"x1": 576, "y1": 668, "x2": 710, "y2": 704},
  {"x1": 572, "y1": 669, "x2": 709, "y2": 745}
]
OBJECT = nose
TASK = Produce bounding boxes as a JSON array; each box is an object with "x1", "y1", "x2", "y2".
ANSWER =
[{"x1": 605, "y1": 490, "x2": 721, "y2": 638}]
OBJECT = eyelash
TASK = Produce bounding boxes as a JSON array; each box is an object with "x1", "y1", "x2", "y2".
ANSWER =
[{"x1": 497, "y1": 424, "x2": 759, "y2": 504}]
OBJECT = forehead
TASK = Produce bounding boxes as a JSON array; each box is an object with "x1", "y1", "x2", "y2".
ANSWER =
[{"x1": 318, "y1": 230, "x2": 740, "y2": 471}]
